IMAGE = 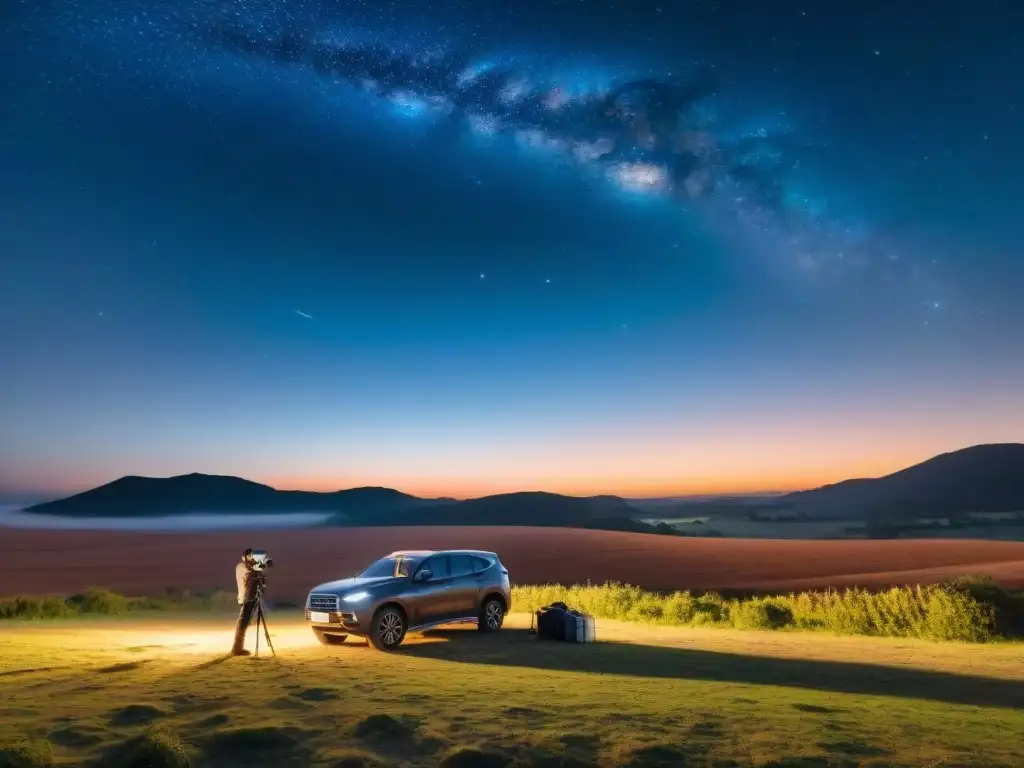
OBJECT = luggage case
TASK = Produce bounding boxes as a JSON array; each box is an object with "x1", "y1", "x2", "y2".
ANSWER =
[
  {"x1": 563, "y1": 611, "x2": 596, "y2": 643},
  {"x1": 579, "y1": 612, "x2": 596, "y2": 643}
]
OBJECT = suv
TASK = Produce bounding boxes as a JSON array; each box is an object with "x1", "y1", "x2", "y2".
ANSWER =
[{"x1": 304, "y1": 549, "x2": 511, "y2": 651}]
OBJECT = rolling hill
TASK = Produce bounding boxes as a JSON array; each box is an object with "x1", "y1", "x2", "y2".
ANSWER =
[
  {"x1": 780, "y1": 443, "x2": 1024, "y2": 519},
  {"x1": 23, "y1": 474, "x2": 644, "y2": 529},
  {"x1": 23, "y1": 473, "x2": 438, "y2": 519},
  {"x1": 22, "y1": 443, "x2": 1024, "y2": 528}
]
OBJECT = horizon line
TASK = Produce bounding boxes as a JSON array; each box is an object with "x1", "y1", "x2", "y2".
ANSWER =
[
  {"x1": 7, "y1": 441, "x2": 1018, "y2": 503},
  {"x1": 2, "y1": 474, "x2": 800, "y2": 503}
]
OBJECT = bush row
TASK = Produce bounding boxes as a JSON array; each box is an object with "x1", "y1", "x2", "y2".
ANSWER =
[
  {"x1": 4, "y1": 577, "x2": 1021, "y2": 643},
  {"x1": 0, "y1": 587, "x2": 237, "y2": 620},
  {"x1": 512, "y1": 575, "x2": 1024, "y2": 642}
]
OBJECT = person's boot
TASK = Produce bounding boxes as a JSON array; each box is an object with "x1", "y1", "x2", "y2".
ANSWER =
[{"x1": 231, "y1": 648, "x2": 251, "y2": 656}]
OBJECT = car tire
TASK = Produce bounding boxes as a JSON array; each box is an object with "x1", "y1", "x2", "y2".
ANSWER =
[
  {"x1": 369, "y1": 606, "x2": 407, "y2": 651},
  {"x1": 478, "y1": 597, "x2": 505, "y2": 632},
  {"x1": 312, "y1": 628, "x2": 348, "y2": 646}
]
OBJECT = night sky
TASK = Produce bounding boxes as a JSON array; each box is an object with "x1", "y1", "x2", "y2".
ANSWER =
[{"x1": 2, "y1": 0, "x2": 1022, "y2": 498}]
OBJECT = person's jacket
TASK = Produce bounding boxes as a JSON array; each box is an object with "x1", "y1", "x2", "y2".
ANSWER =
[{"x1": 235, "y1": 561, "x2": 256, "y2": 604}]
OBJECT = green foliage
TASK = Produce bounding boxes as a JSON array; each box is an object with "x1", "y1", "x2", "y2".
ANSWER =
[
  {"x1": 67, "y1": 587, "x2": 136, "y2": 614},
  {"x1": 0, "y1": 595, "x2": 74, "y2": 620},
  {"x1": 0, "y1": 588, "x2": 236, "y2": 620},
  {"x1": 2, "y1": 578, "x2": 1017, "y2": 642},
  {"x1": 105, "y1": 729, "x2": 193, "y2": 768},
  {"x1": 513, "y1": 577, "x2": 1018, "y2": 642},
  {"x1": 0, "y1": 741, "x2": 53, "y2": 768}
]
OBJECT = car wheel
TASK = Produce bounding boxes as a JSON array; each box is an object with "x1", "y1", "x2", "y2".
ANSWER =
[
  {"x1": 478, "y1": 597, "x2": 505, "y2": 632},
  {"x1": 370, "y1": 606, "x2": 407, "y2": 651},
  {"x1": 312, "y1": 628, "x2": 348, "y2": 646}
]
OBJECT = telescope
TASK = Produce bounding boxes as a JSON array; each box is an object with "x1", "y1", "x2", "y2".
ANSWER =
[{"x1": 250, "y1": 550, "x2": 274, "y2": 571}]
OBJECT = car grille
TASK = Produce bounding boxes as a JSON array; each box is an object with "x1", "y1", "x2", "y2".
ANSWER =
[{"x1": 308, "y1": 594, "x2": 339, "y2": 612}]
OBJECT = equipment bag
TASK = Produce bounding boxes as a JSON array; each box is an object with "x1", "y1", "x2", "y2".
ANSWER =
[
  {"x1": 533, "y1": 602, "x2": 595, "y2": 642},
  {"x1": 535, "y1": 604, "x2": 568, "y2": 640}
]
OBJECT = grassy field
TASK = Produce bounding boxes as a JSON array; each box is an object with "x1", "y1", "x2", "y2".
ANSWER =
[{"x1": 3, "y1": 612, "x2": 1024, "y2": 767}]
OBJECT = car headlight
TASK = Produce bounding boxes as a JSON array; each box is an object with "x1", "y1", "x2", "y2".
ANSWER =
[{"x1": 342, "y1": 591, "x2": 370, "y2": 603}]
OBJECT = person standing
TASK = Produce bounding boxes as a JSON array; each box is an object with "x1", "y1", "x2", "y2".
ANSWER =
[{"x1": 231, "y1": 548, "x2": 257, "y2": 656}]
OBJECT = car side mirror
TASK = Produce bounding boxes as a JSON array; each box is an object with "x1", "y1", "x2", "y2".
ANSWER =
[{"x1": 415, "y1": 569, "x2": 432, "y2": 582}]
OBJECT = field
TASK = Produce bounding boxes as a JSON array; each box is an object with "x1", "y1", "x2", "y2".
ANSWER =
[
  {"x1": 5, "y1": 527, "x2": 1024, "y2": 766},
  {"x1": 4, "y1": 527, "x2": 1024, "y2": 604},
  {"x1": 3, "y1": 611, "x2": 1024, "y2": 767}
]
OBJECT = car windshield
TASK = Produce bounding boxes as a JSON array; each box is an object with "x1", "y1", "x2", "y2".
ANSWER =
[{"x1": 357, "y1": 556, "x2": 418, "y2": 579}]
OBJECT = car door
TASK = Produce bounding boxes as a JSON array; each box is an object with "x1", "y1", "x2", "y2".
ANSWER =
[
  {"x1": 446, "y1": 554, "x2": 481, "y2": 618},
  {"x1": 411, "y1": 555, "x2": 453, "y2": 626}
]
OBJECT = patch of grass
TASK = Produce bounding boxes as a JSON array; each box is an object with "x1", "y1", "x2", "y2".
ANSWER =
[
  {"x1": 109, "y1": 704, "x2": 167, "y2": 727},
  {"x1": 201, "y1": 726, "x2": 313, "y2": 766},
  {"x1": 101, "y1": 728, "x2": 193, "y2": 768},
  {"x1": 0, "y1": 740, "x2": 53, "y2": 768},
  {"x1": 46, "y1": 725, "x2": 103, "y2": 748},
  {"x1": 326, "y1": 749, "x2": 392, "y2": 768},
  {"x1": 437, "y1": 746, "x2": 511, "y2": 768},
  {"x1": 514, "y1": 577, "x2": 1023, "y2": 642}
]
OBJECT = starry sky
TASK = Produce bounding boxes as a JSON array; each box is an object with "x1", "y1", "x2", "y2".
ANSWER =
[{"x1": 2, "y1": 0, "x2": 1023, "y2": 499}]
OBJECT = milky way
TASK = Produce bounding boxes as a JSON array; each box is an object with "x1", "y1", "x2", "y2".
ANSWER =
[{"x1": 49, "y1": 0, "x2": 943, "y2": 302}]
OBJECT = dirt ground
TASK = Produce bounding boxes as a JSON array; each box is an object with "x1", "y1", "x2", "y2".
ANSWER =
[{"x1": 3, "y1": 526, "x2": 1024, "y2": 601}]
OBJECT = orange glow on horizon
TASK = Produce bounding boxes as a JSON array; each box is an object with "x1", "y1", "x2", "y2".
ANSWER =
[
  {"x1": 7, "y1": 410, "x2": 1021, "y2": 501},
  {"x1": 259, "y1": 452, "x2": 948, "y2": 499}
]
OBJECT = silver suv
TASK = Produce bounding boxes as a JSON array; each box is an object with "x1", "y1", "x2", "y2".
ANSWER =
[{"x1": 305, "y1": 549, "x2": 512, "y2": 651}]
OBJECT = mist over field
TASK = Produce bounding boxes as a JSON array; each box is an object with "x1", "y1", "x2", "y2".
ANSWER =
[{"x1": 0, "y1": 505, "x2": 331, "y2": 531}]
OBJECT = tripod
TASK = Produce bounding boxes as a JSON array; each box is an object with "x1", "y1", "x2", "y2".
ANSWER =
[{"x1": 252, "y1": 575, "x2": 276, "y2": 659}]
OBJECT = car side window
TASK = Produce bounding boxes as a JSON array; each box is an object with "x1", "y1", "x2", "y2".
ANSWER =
[
  {"x1": 471, "y1": 556, "x2": 490, "y2": 573},
  {"x1": 420, "y1": 555, "x2": 449, "y2": 580},
  {"x1": 449, "y1": 554, "x2": 474, "y2": 578}
]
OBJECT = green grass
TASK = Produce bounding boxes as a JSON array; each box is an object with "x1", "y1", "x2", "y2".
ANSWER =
[{"x1": 2, "y1": 612, "x2": 1024, "y2": 767}]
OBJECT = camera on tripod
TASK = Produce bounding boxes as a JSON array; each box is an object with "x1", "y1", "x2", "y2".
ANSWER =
[
  {"x1": 244, "y1": 549, "x2": 276, "y2": 659},
  {"x1": 250, "y1": 550, "x2": 274, "y2": 571}
]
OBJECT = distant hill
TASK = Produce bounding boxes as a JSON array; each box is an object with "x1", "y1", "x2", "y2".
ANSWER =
[
  {"x1": 24, "y1": 474, "x2": 437, "y2": 519},
  {"x1": 335, "y1": 491, "x2": 640, "y2": 528},
  {"x1": 23, "y1": 474, "x2": 642, "y2": 529},
  {"x1": 781, "y1": 443, "x2": 1024, "y2": 519}
]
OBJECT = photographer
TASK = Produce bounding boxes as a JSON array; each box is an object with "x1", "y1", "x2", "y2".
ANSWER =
[{"x1": 231, "y1": 548, "x2": 258, "y2": 656}]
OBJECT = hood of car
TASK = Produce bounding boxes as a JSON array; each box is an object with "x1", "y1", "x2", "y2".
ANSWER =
[{"x1": 309, "y1": 576, "x2": 402, "y2": 595}]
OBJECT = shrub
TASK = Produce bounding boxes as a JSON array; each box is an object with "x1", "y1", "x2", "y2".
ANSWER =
[
  {"x1": 511, "y1": 576, "x2": 1017, "y2": 642},
  {"x1": 730, "y1": 599, "x2": 794, "y2": 630},
  {"x1": 0, "y1": 596, "x2": 74, "y2": 620},
  {"x1": 67, "y1": 587, "x2": 135, "y2": 615},
  {"x1": 0, "y1": 589, "x2": 236, "y2": 620},
  {"x1": 1, "y1": 578, "x2": 1016, "y2": 643}
]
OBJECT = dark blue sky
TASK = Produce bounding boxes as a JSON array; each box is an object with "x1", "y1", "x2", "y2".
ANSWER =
[{"x1": 2, "y1": 0, "x2": 1022, "y2": 498}]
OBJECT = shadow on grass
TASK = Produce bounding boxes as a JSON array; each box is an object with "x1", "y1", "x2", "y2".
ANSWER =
[
  {"x1": 406, "y1": 628, "x2": 1024, "y2": 709},
  {"x1": 193, "y1": 655, "x2": 232, "y2": 671}
]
